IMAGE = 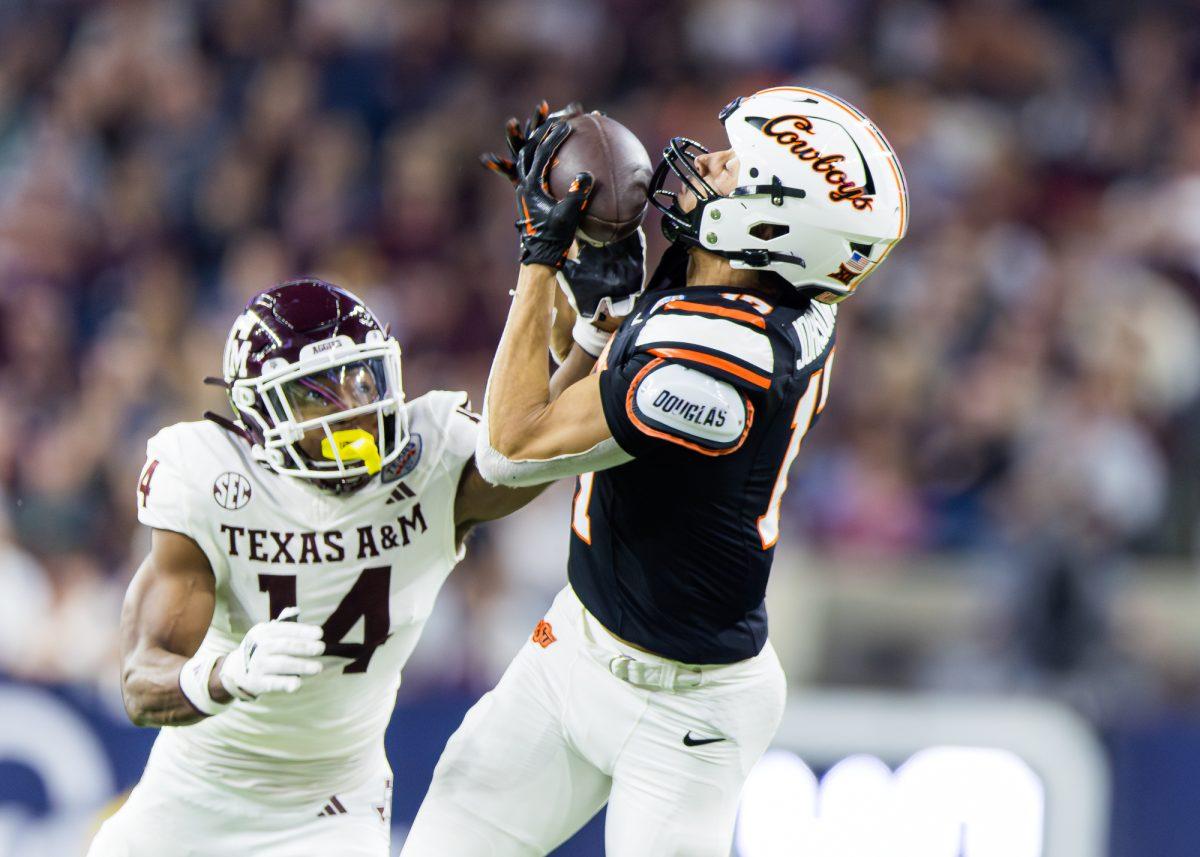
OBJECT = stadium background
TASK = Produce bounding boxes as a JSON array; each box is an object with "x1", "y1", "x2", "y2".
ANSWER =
[{"x1": 2, "y1": 0, "x2": 1200, "y2": 854}]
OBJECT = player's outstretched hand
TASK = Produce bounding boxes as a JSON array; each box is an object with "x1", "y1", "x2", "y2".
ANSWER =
[
  {"x1": 481, "y1": 100, "x2": 584, "y2": 186},
  {"x1": 559, "y1": 227, "x2": 647, "y2": 324},
  {"x1": 513, "y1": 122, "x2": 593, "y2": 269},
  {"x1": 219, "y1": 606, "x2": 325, "y2": 700}
]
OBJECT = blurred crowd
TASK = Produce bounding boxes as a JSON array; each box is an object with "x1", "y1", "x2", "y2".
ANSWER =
[{"x1": 1, "y1": 0, "x2": 1199, "y2": 710}]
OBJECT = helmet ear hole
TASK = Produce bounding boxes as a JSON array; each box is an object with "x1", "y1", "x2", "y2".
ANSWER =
[
  {"x1": 849, "y1": 240, "x2": 875, "y2": 257},
  {"x1": 749, "y1": 223, "x2": 790, "y2": 241}
]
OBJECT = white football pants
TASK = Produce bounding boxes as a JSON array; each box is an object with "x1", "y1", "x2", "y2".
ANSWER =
[
  {"x1": 86, "y1": 748, "x2": 392, "y2": 857},
  {"x1": 401, "y1": 585, "x2": 787, "y2": 856}
]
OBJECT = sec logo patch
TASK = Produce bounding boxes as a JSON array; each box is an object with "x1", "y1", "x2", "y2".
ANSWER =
[{"x1": 213, "y1": 472, "x2": 252, "y2": 510}]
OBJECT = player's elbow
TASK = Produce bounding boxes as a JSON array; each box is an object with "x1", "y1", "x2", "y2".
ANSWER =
[
  {"x1": 483, "y1": 397, "x2": 559, "y2": 462},
  {"x1": 475, "y1": 436, "x2": 536, "y2": 487},
  {"x1": 120, "y1": 676, "x2": 152, "y2": 727},
  {"x1": 120, "y1": 662, "x2": 160, "y2": 728},
  {"x1": 125, "y1": 705, "x2": 154, "y2": 729},
  {"x1": 479, "y1": 414, "x2": 541, "y2": 478},
  {"x1": 484, "y1": 418, "x2": 530, "y2": 462}
]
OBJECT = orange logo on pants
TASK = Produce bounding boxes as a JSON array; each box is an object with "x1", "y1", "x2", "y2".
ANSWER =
[{"x1": 531, "y1": 620, "x2": 557, "y2": 648}]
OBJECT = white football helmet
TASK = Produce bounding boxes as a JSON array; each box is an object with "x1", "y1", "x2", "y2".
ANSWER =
[{"x1": 649, "y1": 86, "x2": 909, "y2": 301}]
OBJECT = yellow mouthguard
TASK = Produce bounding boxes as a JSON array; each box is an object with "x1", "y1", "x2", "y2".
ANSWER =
[{"x1": 320, "y1": 429, "x2": 382, "y2": 475}]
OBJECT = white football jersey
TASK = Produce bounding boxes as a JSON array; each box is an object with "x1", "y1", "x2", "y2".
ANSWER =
[{"x1": 134, "y1": 390, "x2": 477, "y2": 808}]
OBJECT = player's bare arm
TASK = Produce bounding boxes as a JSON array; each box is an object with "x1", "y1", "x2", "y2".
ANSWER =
[
  {"x1": 485, "y1": 264, "x2": 612, "y2": 464},
  {"x1": 479, "y1": 113, "x2": 756, "y2": 472},
  {"x1": 119, "y1": 529, "x2": 219, "y2": 727},
  {"x1": 120, "y1": 527, "x2": 326, "y2": 727},
  {"x1": 476, "y1": 116, "x2": 654, "y2": 484},
  {"x1": 473, "y1": 106, "x2": 647, "y2": 486},
  {"x1": 451, "y1": 223, "x2": 638, "y2": 530},
  {"x1": 480, "y1": 230, "x2": 647, "y2": 463},
  {"x1": 452, "y1": 141, "x2": 639, "y2": 525}
]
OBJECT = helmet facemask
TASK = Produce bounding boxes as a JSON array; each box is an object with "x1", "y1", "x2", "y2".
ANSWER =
[
  {"x1": 649, "y1": 136, "x2": 719, "y2": 244},
  {"x1": 649, "y1": 134, "x2": 813, "y2": 277}
]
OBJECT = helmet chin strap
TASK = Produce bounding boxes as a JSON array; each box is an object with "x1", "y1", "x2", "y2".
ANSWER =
[
  {"x1": 203, "y1": 409, "x2": 256, "y2": 445},
  {"x1": 722, "y1": 246, "x2": 808, "y2": 269}
]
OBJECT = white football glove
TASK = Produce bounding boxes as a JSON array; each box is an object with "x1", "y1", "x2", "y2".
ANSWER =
[{"x1": 219, "y1": 607, "x2": 325, "y2": 700}]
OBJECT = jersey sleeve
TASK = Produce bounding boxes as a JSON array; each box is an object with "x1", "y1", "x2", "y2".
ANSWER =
[
  {"x1": 599, "y1": 303, "x2": 770, "y2": 458},
  {"x1": 625, "y1": 302, "x2": 776, "y2": 391},
  {"x1": 414, "y1": 389, "x2": 480, "y2": 490},
  {"x1": 443, "y1": 395, "x2": 481, "y2": 471},
  {"x1": 136, "y1": 427, "x2": 196, "y2": 535},
  {"x1": 415, "y1": 390, "x2": 480, "y2": 564}
]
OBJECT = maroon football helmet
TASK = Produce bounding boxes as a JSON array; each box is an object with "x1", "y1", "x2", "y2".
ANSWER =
[{"x1": 215, "y1": 279, "x2": 407, "y2": 483}]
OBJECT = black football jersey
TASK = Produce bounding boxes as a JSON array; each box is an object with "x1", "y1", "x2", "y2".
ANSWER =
[{"x1": 568, "y1": 264, "x2": 838, "y2": 665}]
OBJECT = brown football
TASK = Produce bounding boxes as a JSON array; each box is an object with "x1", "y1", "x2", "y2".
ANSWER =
[{"x1": 547, "y1": 112, "x2": 652, "y2": 244}]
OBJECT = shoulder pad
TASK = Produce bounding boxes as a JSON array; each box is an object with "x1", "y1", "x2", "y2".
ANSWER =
[
  {"x1": 148, "y1": 421, "x2": 242, "y2": 475},
  {"x1": 399, "y1": 390, "x2": 477, "y2": 487},
  {"x1": 139, "y1": 422, "x2": 220, "y2": 532},
  {"x1": 420, "y1": 389, "x2": 477, "y2": 420},
  {"x1": 628, "y1": 361, "x2": 751, "y2": 454},
  {"x1": 629, "y1": 295, "x2": 775, "y2": 391}
]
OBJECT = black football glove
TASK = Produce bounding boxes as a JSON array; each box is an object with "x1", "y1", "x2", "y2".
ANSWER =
[
  {"x1": 481, "y1": 100, "x2": 584, "y2": 186},
  {"x1": 558, "y1": 227, "x2": 646, "y2": 322},
  {"x1": 510, "y1": 122, "x2": 594, "y2": 269}
]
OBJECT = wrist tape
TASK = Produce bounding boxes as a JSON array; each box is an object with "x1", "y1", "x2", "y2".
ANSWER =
[
  {"x1": 572, "y1": 317, "x2": 612, "y2": 358},
  {"x1": 178, "y1": 651, "x2": 232, "y2": 717}
]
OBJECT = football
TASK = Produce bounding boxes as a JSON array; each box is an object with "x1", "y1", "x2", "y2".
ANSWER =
[{"x1": 547, "y1": 111, "x2": 652, "y2": 244}]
